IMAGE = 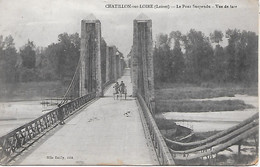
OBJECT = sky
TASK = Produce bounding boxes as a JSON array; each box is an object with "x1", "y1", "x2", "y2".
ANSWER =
[{"x1": 0, "y1": 0, "x2": 258, "y2": 55}]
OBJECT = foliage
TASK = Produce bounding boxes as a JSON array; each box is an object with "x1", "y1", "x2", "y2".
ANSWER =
[
  {"x1": 20, "y1": 40, "x2": 36, "y2": 69},
  {"x1": 155, "y1": 82, "x2": 257, "y2": 113},
  {"x1": 210, "y1": 30, "x2": 223, "y2": 44},
  {"x1": 36, "y1": 44, "x2": 59, "y2": 81},
  {"x1": 156, "y1": 99, "x2": 253, "y2": 113},
  {"x1": 225, "y1": 29, "x2": 258, "y2": 83},
  {"x1": 18, "y1": 67, "x2": 39, "y2": 82},
  {"x1": 183, "y1": 29, "x2": 214, "y2": 82},
  {"x1": 0, "y1": 28, "x2": 257, "y2": 87},
  {"x1": 56, "y1": 33, "x2": 80, "y2": 81},
  {"x1": 0, "y1": 35, "x2": 18, "y2": 83},
  {"x1": 0, "y1": 32, "x2": 81, "y2": 84},
  {"x1": 154, "y1": 29, "x2": 258, "y2": 85}
]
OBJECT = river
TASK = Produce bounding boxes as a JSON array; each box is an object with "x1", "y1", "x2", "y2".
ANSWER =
[
  {"x1": 0, "y1": 100, "x2": 58, "y2": 136},
  {"x1": 0, "y1": 94, "x2": 258, "y2": 136},
  {"x1": 161, "y1": 94, "x2": 258, "y2": 132}
]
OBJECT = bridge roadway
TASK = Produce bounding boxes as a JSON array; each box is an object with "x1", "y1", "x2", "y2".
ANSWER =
[{"x1": 14, "y1": 70, "x2": 158, "y2": 165}]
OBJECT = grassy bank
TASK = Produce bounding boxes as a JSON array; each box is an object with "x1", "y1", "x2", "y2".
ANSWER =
[
  {"x1": 155, "y1": 82, "x2": 257, "y2": 113},
  {"x1": 156, "y1": 85, "x2": 257, "y2": 101},
  {"x1": 156, "y1": 99, "x2": 254, "y2": 113},
  {"x1": 0, "y1": 81, "x2": 67, "y2": 101}
]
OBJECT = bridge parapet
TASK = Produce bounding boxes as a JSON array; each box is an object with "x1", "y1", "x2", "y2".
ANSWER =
[
  {"x1": 0, "y1": 92, "x2": 96, "y2": 165},
  {"x1": 137, "y1": 93, "x2": 175, "y2": 165}
]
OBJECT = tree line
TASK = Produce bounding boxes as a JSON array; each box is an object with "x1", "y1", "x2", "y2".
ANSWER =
[
  {"x1": 0, "y1": 29, "x2": 258, "y2": 86},
  {"x1": 0, "y1": 33, "x2": 80, "y2": 84},
  {"x1": 153, "y1": 29, "x2": 258, "y2": 85}
]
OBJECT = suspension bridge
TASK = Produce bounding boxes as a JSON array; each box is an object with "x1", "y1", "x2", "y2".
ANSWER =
[{"x1": 0, "y1": 14, "x2": 258, "y2": 165}]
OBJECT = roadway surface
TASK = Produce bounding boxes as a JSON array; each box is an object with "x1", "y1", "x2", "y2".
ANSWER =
[{"x1": 15, "y1": 69, "x2": 158, "y2": 165}]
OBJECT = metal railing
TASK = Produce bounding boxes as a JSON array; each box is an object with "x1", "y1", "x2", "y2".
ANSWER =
[
  {"x1": 0, "y1": 92, "x2": 96, "y2": 164},
  {"x1": 137, "y1": 93, "x2": 175, "y2": 165},
  {"x1": 164, "y1": 113, "x2": 259, "y2": 148},
  {"x1": 170, "y1": 126, "x2": 259, "y2": 161},
  {"x1": 169, "y1": 120, "x2": 258, "y2": 155}
]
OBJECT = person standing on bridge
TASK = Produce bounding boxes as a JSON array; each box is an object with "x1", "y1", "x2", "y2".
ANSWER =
[
  {"x1": 57, "y1": 104, "x2": 65, "y2": 125},
  {"x1": 113, "y1": 82, "x2": 119, "y2": 94},
  {"x1": 119, "y1": 81, "x2": 126, "y2": 94}
]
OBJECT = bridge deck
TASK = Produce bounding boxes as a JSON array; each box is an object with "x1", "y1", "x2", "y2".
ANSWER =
[{"x1": 15, "y1": 70, "x2": 157, "y2": 165}]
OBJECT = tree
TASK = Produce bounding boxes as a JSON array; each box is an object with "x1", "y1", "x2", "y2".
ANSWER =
[
  {"x1": 20, "y1": 40, "x2": 36, "y2": 69},
  {"x1": 153, "y1": 28, "x2": 257, "y2": 85},
  {"x1": 56, "y1": 33, "x2": 80, "y2": 81},
  {"x1": 213, "y1": 44, "x2": 228, "y2": 82},
  {"x1": 210, "y1": 30, "x2": 223, "y2": 44},
  {"x1": 223, "y1": 29, "x2": 258, "y2": 84},
  {"x1": 154, "y1": 33, "x2": 172, "y2": 82},
  {"x1": 243, "y1": 31, "x2": 258, "y2": 84},
  {"x1": 209, "y1": 30, "x2": 227, "y2": 82},
  {"x1": 32, "y1": 32, "x2": 80, "y2": 82},
  {"x1": 169, "y1": 31, "x2": 185, "y2": 82},
  {"x1": 182, "y1": 29, "x2": 214, "y2": 82},
  {"x1": 0, "y1": 35, "x2": 18, "y2": 83},
  {"x1": 36, "y1": 44, "x2": 60, "y2": 81}
]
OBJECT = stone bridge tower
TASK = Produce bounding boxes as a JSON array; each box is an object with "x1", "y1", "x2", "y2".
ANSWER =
[
  {"x1": 132, "y1": 13, "x2": 155, "y2": 112},
  {"x1": 80, "y1": 14, "x2": 103, "y2": 97}
]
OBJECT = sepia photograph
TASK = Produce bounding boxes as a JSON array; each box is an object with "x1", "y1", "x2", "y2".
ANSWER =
[{"x1": 0, "y1": 0, "x2": 258, "y2": 165}]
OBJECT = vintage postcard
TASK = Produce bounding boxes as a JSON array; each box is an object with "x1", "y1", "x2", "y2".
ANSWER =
[{"x1": 0, "y1": 0, "x2": 258, "y2": 166}]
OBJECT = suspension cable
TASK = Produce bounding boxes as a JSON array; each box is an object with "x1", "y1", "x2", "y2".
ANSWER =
[{"x1": 59, "y1": 55, "x2": 82, "y2": 105}]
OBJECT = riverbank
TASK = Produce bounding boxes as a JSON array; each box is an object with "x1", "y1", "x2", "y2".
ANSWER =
[
  {"x1": 154, "y1": 83, "x2": 258, "y2": 165},
  {"x1": 156, "y1": 99, "x2": 253, "y2": 113},
  {"x1": 155, "y1": 82, "x2": 257, "y2": 99},
  {"x1": 0, "y1": 81, "x2": 67, "y2": 102},
  {"x1": 0, "y1": 100, "x2": 57, "y2": 136},
  {"x1": 155, "y1": 83, "x2": 257, "y2": 113}
]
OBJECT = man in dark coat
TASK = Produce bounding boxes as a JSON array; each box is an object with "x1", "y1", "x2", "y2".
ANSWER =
[{"x1": 119, "y1": 81, "x2": 125, "y2": 93}]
